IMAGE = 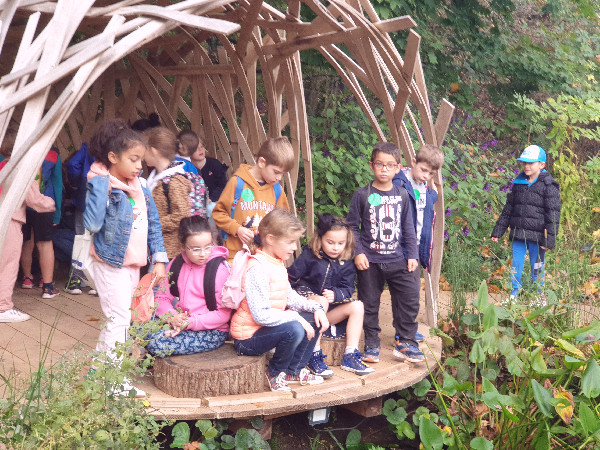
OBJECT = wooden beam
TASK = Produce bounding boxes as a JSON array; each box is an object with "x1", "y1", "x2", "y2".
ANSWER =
[
  {"x1": 341, "y1": 397, "x2": 383, "y2": 418},
  {"x1": 373, "y1": 15, "x2": 417, "y2": 33}
]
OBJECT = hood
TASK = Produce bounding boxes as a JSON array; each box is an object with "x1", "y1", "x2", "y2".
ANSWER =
[
  {"x1": 87, "y1": 161, "x2": 142, "y2": 195},
  {"x1": 233, "y1": 164, "x2": 273, "y2": 191},
  {"x1": 513, "y1": 169, "x2": 547, "y2": 185},
  {"x1": 146, "y1": 160, "x2": 186, "y2": 191},
  {"x1": 180, "y1": 245, "x2": 229, "y2": 265}
]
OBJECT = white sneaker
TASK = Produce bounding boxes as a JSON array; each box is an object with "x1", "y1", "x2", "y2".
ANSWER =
[
  {"x1": 116, "y1": 378, "x2": 146, "y2": 397},
  {"x1": 88, "y1": 289, "x2": 98, "y2": 296},
  {"x1": 0, "y1": 309, "x2": 31, "y2": 323}
]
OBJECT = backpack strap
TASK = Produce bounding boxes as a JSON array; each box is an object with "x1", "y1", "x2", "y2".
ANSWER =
[
  {"x1": 162, "y1": 177, "x2": 171, "y2": 214},
  {"x1": 222, "y1": 176, "x2": 246, "y2": 241},
  {"x1": 273, "y1": 181, "x2": 282, "y2": 204},
  {"x1": 203, "y1": 256, "x2": 226, "y2": 311},
  {"x1": 168, "y1": 254, "x2": 185, "y2": 298}
]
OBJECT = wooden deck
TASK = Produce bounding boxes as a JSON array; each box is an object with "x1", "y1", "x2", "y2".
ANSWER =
[{"x1": 0, "y1": 276, "x2": 441, "y2": 420}]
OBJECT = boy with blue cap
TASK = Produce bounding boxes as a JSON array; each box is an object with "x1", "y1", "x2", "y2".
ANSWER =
[{"x1": 491, "y1": 145, "x2": 561, "y2": 305}]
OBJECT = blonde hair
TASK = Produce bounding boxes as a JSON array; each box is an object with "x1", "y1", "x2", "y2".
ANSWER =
[
  {"x1": 177, "y1": 129, "x2": 201, "y2": 157},
  {"x1": 145, "y1": 126, "x2": 179, "y2": 161},
  {"x1": 258, "y1": 208, "x2": 305, "y2": 241},
  {"x1": 256, "y1": 137, "x2": 294, "y2": 172},
  {"x1": 309, "y1": 220, "x2": 354, "y2": 261},
  {"x1": 415, "y1": 144, "x2": 444, "y2": 171}
]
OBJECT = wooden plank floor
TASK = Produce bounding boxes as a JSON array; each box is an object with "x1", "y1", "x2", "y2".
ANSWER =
[{"x1": 0, "y1": 275, "x2": 441, "y2": 420}]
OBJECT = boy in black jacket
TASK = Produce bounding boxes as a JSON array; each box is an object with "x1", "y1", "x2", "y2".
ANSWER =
[
  {"x1": 347, "y1": 142, "x2": 423, "y2": 363},
  {"x1": 491, "y1": 145, "x2": 561, "y2": 305}
]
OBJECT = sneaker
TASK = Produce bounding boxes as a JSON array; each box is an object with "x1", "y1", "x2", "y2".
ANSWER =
[
  {"x1": 267, "y1": 372, "x2": 291, "y2": 392},
  {"x1": 21, "y1": 277, "x2": 34, "y2": 289},
  {"x1": 416, "y1": 332, "x2": 425, "y2": 343},
  {"x1": 114, "y1": 378, "x2": 146, "y2": 397},
  {"x1": 341, "y1": 350, "x2": 375, "y2": 376},
  {"x1": 393, "y1": 341, "x2": 425, "y2": 363},
  {"x1": 88, "y1": 288, "x2": 98, "y2": 295},
  {"x1": 42, "y1": 284, "x2": 59, "y2": 299},
  {"x1": 307, "y1": 350, "x2": 334, "y2": 378},
  {"x1": 284, "y1": 368, "x2": 324, "y2": 385},
  {"x1": 0, "y1": 309, "x2": 31, "y2": 323},
  {"x1": 64, "y1": 278, "x2": 83, "y2": 294},
  {"x1": 38, "y1": 279, "x2": 44, "y2": 288},
  {"x1": 362, "y1": 346, "x2": 380, "y2": 363}
]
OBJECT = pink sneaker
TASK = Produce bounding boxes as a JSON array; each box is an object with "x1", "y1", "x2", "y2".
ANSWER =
[
  {"x1": 21, "y1": 277, "x2": 34, "y2": 289},
  {"x1": 284, "y1": 368, "x2": 324, "y2": 386}
]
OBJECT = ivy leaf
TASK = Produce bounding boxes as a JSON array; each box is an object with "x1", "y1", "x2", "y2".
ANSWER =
[
  {"x1": 413, "y1": 378, "x2": 432, "y2": 397},
  {"x1": 171, "y1": 422, "x2": 191, "y2": 448},
  {"x1": 386, "y1": 406, "x2": 408, "y2": 425},
  {"x1": 581, "y1": 359, "x2": 600, "y2": 398},
  {"x1": 470, "y1": 437, "x2": 494, "y2": 450},
  {"x1": 346, "y1": 429, "x2": 361, "y2": 448}
]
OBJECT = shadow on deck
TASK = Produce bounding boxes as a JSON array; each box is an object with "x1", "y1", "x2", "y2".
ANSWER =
[{"x1": 0, "y1": 275, "x2": 441, "y2": 421}]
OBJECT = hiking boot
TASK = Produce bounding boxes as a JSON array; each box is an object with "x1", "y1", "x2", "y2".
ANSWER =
[
  {"x1": 393, "y1": 341, "x2": 425, "y2": 363},
  {"x1": 64, "y1": 278, "x2": 83, "y2": 294},
  {"x1": 285, "y1": 368, "x2": 324, "y2": 385},
  {"x1": 307, "y1": 350, "x2": 334, "y2": 378},
  {"x1": 21, "y1": 277, "x2": 34, "y2": 289},
  {"x1": 341, "y1": 350, "x2": 375, "y2": 376},
  {"x1": 362, "y1": 346, "x2": 380, "y2": 363},
  {"x1": 267, "y1": 372, "x2": 291, "y2": 392},
  {"x1": 42, "y1": 283, "x2": 59, "y2": 299},
  {"x1": 0, "y1": 309, "x2": 31, "y2": 323}
]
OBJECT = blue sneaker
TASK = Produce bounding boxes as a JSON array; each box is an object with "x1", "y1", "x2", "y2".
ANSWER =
[
  {"x1": 307, "y1": 349, "x2": 334, "y2": 378},
  {"x1": 393, "y1": 341, "x2": 425, "y2": 363},
  {"x1": 416, "y1": 332, "x2": 425, "y2": 343},
  {"x1": 362, "y1": 346, "x2": 380, "y2": 363},
  {"x1": 341, "y1": 350, "x2": 375, "y2": 376}
]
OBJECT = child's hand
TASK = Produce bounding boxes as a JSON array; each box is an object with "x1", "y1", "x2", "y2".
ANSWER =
[
  {"x1": 310, "y1": 295, "x2": 329, "y2": 310},
  {"x1": 152, "y1": 262, "x2": 166, "y2": 284},
  {"x1": 299, "y1": 317, "x2": 315, "y2": 340},
  {"x1": 237, "y1": 226, "x2": 254, "y2": 245},
  {"x1": 407, "y1": 259, "x2": 418, "y2": 272},
  {"x1": 314, "y1": 308, "x2": 329, "y2": 333},
  {"x1": 354, "y1": 254, "x2": 369, "y2": 271},
  {"x1": 491, "y1": 237, "x2": 499, "y2": 243},
  {"x1": 322, "y1": 289, "x2": 335, "y2": 303}
]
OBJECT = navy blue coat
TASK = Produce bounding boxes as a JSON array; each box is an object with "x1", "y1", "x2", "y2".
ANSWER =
[{"x1": 288, "y1": 247, "x2": 356, "y2": 304}]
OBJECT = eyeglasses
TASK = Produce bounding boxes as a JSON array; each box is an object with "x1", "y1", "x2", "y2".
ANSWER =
[
  {"x1": 372, "y1": 161, "x2": 398, "y2": 171},
  {"x1": 185, "y1": 245, "x2": 214, "y2": 255}
]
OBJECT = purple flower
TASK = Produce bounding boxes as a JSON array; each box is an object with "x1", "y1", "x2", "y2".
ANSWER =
[
  {"x1": 490, "y1": 139, "x2": 498, "y2": 146},
  {"x1": 442, "y1": 175, "x2": 447, "y2": 180},
  {"x1": 514, "y1": 168, "x2": 520, "y2": 175},
  {"x1": 462, "y1": 227, "x2": 470, "y2": 237},
  {"x1": 451, "y1": 182, "x2": 458, "y2": 190},
  {"x1": 461, "y1": 173, "x2": 467, "y2": 179},
  {"x1": 470, "y1": 203, "x2": 477, "y2": 209},
  {"x1": 446, "y1": 207, "x2": 453, "y2": 217},
  {"x1": 444, "y1": 230, "x2": 449, "y2": 240},
  {"x1": 486, "y1": 203, "x2": 492, "y2": 213},
  {"x1": 451, "y1": 170, "x2": 456, "y2": 175},
  {"x1": 498, "y1": 167, "x2": 505, "y2": 172},
  {"x1": 483, "y1": 183, "x2": 490, "y2": 191}
]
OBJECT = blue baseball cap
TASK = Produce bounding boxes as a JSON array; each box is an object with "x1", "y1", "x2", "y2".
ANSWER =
[{"x1": 517, "y1": 145, "x2": 546, "y2": 163}]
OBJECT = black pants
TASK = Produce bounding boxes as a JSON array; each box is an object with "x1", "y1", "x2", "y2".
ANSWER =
[{"x1": 357, "y1": 259, "x2": 420, "y2": 349}]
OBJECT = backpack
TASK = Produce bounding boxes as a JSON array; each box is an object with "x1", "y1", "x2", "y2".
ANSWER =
[
  {"x1": 220, "y1": 244, "x2": 255, "y2": 309},
  {"x1": 221, "y1": 176, "x2": 282, "y2": 241},
  {"x1": 162, "y1": 172, "x2": 209, "y2": 217},
  {"x1": 168, "y1": 254, "x2": 227, "y2": 311}
]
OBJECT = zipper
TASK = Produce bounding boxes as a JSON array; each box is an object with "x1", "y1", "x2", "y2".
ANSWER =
[{"x1": 320, "y1": 260, "x2": 331, "y2": 294}]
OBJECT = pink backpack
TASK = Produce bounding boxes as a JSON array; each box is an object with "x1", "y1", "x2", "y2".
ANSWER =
[
  {"x1": 221, "y1": 244, "x2": 256, "y2": 309},
  {"x1": 131, "y1": 273, "x2": 159, "y2": 323}
]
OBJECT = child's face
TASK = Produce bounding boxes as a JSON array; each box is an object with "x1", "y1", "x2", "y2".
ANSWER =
[
  {"x1": 108, "y1": 143, "x2": 145, "y2": 183},
  {"x1": 369, "y1": 152, "x2": 400, "y2": 184},
  {"x1": 411, "y1": 159, "x2": 436, "y2": 184},
  {"x1": 521, "y1": 161, "x2": 545, "y2": 180},
  {"x1": 191, "y1": 142, "x2": 206, "y2": 164},
  {"x1": 182, "y1": 232, "x2": 214, "y2": 266},
  {"x1": 321, "y1": 228, "x2": 348, "y2": 260},
  {"x1": 143, "y1": 146, "x2": 160, "y2": 168},
  {"x1": 257, "y1": 158, "x2": 286, "y2": 185},
  {"x1": 267, "y1": 232, "x2": 300, "y2": 261}
]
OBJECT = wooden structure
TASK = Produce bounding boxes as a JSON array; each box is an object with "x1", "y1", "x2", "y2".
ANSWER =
[{"x1": 0, "y1": 1, "x2": 452, "y2": 329}]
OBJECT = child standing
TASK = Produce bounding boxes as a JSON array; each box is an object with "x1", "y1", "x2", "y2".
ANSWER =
[
  {"x1": 0, "y1": 144, "x2": 56, "y2": 322},
  {"x1": 213, "y1": 137, "x2": 292, "y2": 261},
  {"x1": 84, "y1": 119, "x2": 168, "y2": 384},
  {"x1": 179, "y1": 129, "x2": 228, "y2": 203},
  {"x1": 230, "y1": 209, "x2": 329, "y2": 392},
  {"x1": 346, "y1": 142, "x2": 423, "y2": 363},
  {"x1": 146, "y1": 216, "x2": 232, "y2": 356},
  {"x1": 144, "y1": 126, "x2": 210, "y2": 259},
  {"x1": 491, "y1": 145, "x2": 561, "y2": 304},
  {"x1": 288, "y1": 213, "x2": 374, "y2": 377}
]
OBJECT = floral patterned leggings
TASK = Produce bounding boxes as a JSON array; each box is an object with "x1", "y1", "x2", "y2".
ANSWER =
[{"x1": 145, "y1": 328, "x2": 227, "y2": 357}]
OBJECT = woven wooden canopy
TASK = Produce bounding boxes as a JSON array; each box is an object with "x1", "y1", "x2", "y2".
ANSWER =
[{"x1": 0, "y1": 0, "x2": 453, "y2": 325}]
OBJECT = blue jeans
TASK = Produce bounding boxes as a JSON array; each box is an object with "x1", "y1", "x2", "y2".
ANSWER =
[
  {"x1": 234, "y1": 312, "x2": 319, "y2": 377},
  {"x1": 146, "y1": 329, "x2": 227, "y2": 357},
  {"x1": 511, "y1": 239, "x2": 546, "y2": 296}
]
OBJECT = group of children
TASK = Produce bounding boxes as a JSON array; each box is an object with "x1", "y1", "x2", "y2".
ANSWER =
[{"x1": 0, "y1": 115, "x2": 561, "y2": 395}]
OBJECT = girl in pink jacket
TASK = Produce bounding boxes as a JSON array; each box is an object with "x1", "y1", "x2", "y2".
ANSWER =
[{"x1": 146, "y1": 215, "x2": 232, "y2": 355}]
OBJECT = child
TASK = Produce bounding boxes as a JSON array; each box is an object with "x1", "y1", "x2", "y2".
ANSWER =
[
  {"x1": 491, "y1": 145, "x2": 561, "y2": 305},
  {"x1": 213, "y1": 137, "x2": 292, "y2": 261},
  {"x1": 288, "y1": 213, "x2": 374, "y2": 377},
  {"x1": 180, "y1": 129, "x2": 228, "y2": 203},
  {"x1": 84, "y1": 119, "x2": 168, "y2": 388},
  {"x1": 146, "y1": 215, "x2": 232, "y2": 356},
  {"x1": 144, "y1": 126, "x2": 209, "y2": 259},
  {"x1": 230, "y1": 209, "x2": 329, "y2": 392},
  {"x1": 20, "y1": 146, "x2": 63, "y2": 298},
  {"x1": 0, "y1": 142, "x2": 56, "y2": 322},
  {"x1": 346, "y1": 142, "x2": 423, "y2": 363}
]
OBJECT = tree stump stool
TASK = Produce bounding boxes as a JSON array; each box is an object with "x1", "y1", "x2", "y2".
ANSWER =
[
  {"x1": 153, "y1": 344, "x2": 266, "y2": 398},
  {"x1": 320, "y1": 336, "x2": 346, "y2": 366}
]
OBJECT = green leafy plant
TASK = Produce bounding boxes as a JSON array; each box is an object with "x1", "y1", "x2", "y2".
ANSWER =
[{"x1": 169, "y1": 418, "x2": 270, "y2": 449}]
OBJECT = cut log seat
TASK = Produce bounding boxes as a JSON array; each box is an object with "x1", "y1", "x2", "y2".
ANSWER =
[
  {"x1": 320, "y1": 336, "x2": 346, "y2": 366},
  {"x1": 153, "y1": 343, "x2": 266, "y2": 398}
]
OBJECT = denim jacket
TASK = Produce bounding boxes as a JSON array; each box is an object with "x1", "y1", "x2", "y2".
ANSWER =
[{"x1": 83, "y1": 175, "x2": 168, "y2": 268}]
